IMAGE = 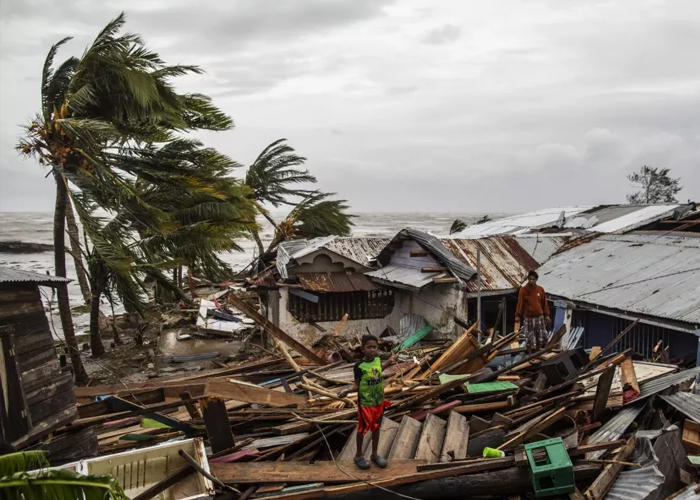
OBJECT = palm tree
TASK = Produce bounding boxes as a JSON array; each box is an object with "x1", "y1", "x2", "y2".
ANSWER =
[
  {"x1": 244, "y1": 139, "x2": 354, "y2": 270},
  {"x1": 18, "y1": 13, "x2": 240, "y2": 360},
  {"x1": 0, "y1": 450, "x2": 128, "y2": 499}
]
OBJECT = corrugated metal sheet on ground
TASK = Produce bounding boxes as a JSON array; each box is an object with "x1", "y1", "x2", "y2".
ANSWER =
[
  {"x1": 449, "y1": 206, "x2": 593, "y2": 238},
  {"x1": 661, "y1": 392, "x2": 700, "y2": 424},
  {"x1": 637, "y1": 366, "x2": 700, "y2": 402},
  {"x1": 440, "y1": 237, "x2": 539, "y2": 293},
  {"x1": 537, "y1": 234, "x2": 700, "y2": 326},
  {"x1": 296, "y1": 272, "x2": 377, "y2": 292},
  {"x1": 365, "y1": 263, "x2": 438, "y2": 290},
  {"x1": 0, "y1": 266, "x2": 70, "y2": 284},
  {"x1": 668, "y1": 484, "x2": 700, "y2": 500},
  {"x1": 605, "y1": 435, "x2": 665, "y2": 500},
  {"x1": 587, "y1": 400, "x2": 646, "y2": 459}
]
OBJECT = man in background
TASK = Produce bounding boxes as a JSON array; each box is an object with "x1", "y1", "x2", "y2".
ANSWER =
[{"x1": 515, "y1": 270, "x2": 551, "y2": 352}]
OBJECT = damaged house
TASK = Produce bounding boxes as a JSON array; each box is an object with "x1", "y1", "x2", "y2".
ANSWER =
[{"x1": 250, "y1": 230, "x2": 568, "y2": 347}]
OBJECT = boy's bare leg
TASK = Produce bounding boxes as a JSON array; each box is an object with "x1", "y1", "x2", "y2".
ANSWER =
[
  {"x1": 355, "y1": 429, "x2": 364, "y2": 458},
  {"x1": 371, "y1": 428, "x2": 381, "y2": 458}
]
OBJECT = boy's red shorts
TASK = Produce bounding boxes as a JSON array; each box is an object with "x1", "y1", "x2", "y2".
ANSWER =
[{"x1": 358, "y1": 400, "x2": 391, "y2": 435}]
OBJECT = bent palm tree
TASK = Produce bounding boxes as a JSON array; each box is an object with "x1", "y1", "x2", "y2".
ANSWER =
[{"x1": 18, "y1": 13, "x2": 243, "y2": 359}]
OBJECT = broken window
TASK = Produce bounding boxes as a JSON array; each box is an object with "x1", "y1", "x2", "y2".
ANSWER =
[{"x1": 288, "y1": 289, "x2": 394, "y2": 323}]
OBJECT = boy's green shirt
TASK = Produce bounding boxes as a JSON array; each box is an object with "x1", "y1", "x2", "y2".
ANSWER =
[{"x1": 353, "y1": 356, "x2": 384, "y2": 407}]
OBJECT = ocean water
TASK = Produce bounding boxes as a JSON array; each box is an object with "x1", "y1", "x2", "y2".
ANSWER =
[{"x1": 0, "y1": 211, "x2": 498, "y2": 335}]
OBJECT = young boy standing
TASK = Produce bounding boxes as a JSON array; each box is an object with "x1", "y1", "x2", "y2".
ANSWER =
[{"x1": 342, "y1": 334, "x2": 395, "y2": 470}]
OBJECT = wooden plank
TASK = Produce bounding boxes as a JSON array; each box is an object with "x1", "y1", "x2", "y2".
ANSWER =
[
  {"x1": 414, "y1": 414, "x2": 447, "y2": 464},
  {"x1": 440, "y1": 412, "x2": 468, "y2": 462},
  {"x1": 620, "y1": 357, "x2": 640, "y2": 398},
  {"x1": 584, "y1": 436, "x2": 635, "y2": 500},
  {"x1": 498, "y1": 407, "x2": 567, "y2": 451},
  {"x1": 202, "y1": 397, "x2": 236, "y2": 454},
  {"x1": 206, "y1": 378, "x2": 307, "y2": 408},
  {"x1": 0, "y1": 301, "x2": 43, "y2": 319},
  {"x1": 363, "y1": 418, "x2": 400, "y2": 459},
  {"x1": 491, "y1": 413, "x2": 514, "y2": 431},
  {"x1": 412, "y1": 400, "x2": 460, "y2": 421},
  {"x1": 388, "y1": 415, "x2": 423, "y2": 460},
  {"x1": 682, "y1": 419, "x2": 700, "y2": 454},
  {"x1": 592, "y1": 365, "x2": 615, "y2": 423},
  {"x1": 421, "y1": 267, "x2": 447, "y2": 273},
  {"x1": 26, "y1": 371, "x2": 74, "y2": 409},
  {"x1": 28, "y1": 388, "x2": 74, "y2": 424},
  {"x1": 76, "y1": 389, "x2": 165, "y2": 419},
  {"x1": 0, "y1": 327, "x2": 32, "y2": 441},
  {"x1": 469, "y1": 415, "x2": 491, "y2": 433},
  {"x1": 454, "y1": 401, "x2": 510, "y2": 414},
  {"x1": 274, "y1": 409, "x2": 356, "y2": 436},
  {"x1": 210, "y1": 460, "x2": 426, "y2": 484},
  {"x1": 227, "y1": 294, "x2": 326, "y2": 365},
  {"x1": 410, "y1": 250, "x2": 429, "y2": 257}
]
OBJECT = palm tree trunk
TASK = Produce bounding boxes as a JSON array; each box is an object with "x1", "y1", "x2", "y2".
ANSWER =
[
  {"x1": 53, "y1": 175, "x2": 89, "y2": 385},
  {"x1": 89, "y1": 277, "x2": 106, "y2": 357},
  {"x1": 65, "y1": 197, "x2": 91, "y2": 305},
  {"x1": 251, "y1": 229, "x2": 265, "y2": 273}
]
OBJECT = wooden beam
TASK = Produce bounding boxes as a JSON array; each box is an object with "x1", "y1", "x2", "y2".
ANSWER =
[
  {"x1": 206, "y1": 378, "x2": 307, "y2": 408},
  {"x1": 433, "y1": 277, "x2": 459, "y2": 284},
  {"x1": 410, "y1": 250, "x2": 429, "y2": 257},
  {"x1": 584, "y1": 436, "x2": 635, "y2": 500},
  {"x1": 592, "y1": 365, "x2": 615, "y2": 422},
  {"x1": 202, "y1": 397, "x2": 236, "y2": 454},
  {"x1": 210, "y1": 460, "x2": 426, "y2": 484},
  {"x1": 619, "y1": 357, "x2": 640, "y2": 399},
  {"x1": 228, "y1": 294, "x2": 326, "y2": 365},
  {"x1": 498, "y1": 407, "x2": 567, "y2": 451},
  {"x1": 422, "y1": 267, "x2": 447, "y2": 273}
]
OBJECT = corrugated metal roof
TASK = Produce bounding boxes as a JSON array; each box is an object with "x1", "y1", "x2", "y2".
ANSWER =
[
  {"x1": 296, "y1": 272, "x2": 377, "y2": 292},
  {"x1": 637, "y1": 366, "x2": 700, "y2": 401},
  {"x1": 441, "y1": 237, "x2": 540, "y2": 293},
  {"x1": 324, "y1": 238, "x2": 391, "y2": 267},
  {"x1": 587, "y1": 400, "x2": 646, "y2": 459},
  {"x1": 537, "y1": 234, "x2": 700, "y2": 326},
  {"x1": 0, "y1": 266, "x2": 70, "y2": 285},
  {"x1": 573, "y1": 204, "x2": 682, "y2": 234},
  {"x1": 365, "y1": 263, "x2": 438, "y2": 290},
  {"x1": 661, "y1": 392, "x2": 700, "y2": 424},
  {"x1": 450, "y1": 206, "x2": 593, "y2": 237},
  {"x1": 605, "y1": 435, "x2": 665, "y2": 500},
  {"x1": 512, "y1": 235, "x2": 570, "y2": 263},
  {"x1": 668, "y1": 484, "x2": 700, "y2": 500},
  {"x1": 399, "y1": 229, "x2": 475, "y2": 280},
  {"x1": 277, "y1": 237, "x2": 391, "y2": 279}
]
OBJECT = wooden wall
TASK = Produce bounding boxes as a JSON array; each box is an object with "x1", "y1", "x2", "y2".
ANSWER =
[{"x1": 0, "y1": 282, "x2": 77, "y2": 448}]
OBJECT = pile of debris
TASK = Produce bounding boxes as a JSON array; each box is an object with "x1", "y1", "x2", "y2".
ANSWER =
[{"x1": 39, "y1": 298, "x2": 700, "y2": 500}]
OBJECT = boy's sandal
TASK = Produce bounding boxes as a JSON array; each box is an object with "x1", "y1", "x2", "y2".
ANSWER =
[
  {"x1": 371, "y1": 455, "x2": 387, "y2": 468},
  {"x1": 354, "y1": 457, "x2": 370, "y2": 470}
]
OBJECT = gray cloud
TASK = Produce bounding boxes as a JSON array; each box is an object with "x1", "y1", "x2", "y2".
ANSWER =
[
  {"x1": 2, "y1": 0, "x2": 700, "y2": 214},
  {"x1": 421, "y1": 24, "x2": 461, "y2": 45}
]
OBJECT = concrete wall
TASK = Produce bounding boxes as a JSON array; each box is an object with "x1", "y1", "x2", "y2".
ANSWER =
[{"x1": 270, "y1": 283, "x2": 468, "y2": 348}]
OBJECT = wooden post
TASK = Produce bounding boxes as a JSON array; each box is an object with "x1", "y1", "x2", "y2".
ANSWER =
[
  {"x1": 201, "y1": 397, "x2": 235, "y2": 454},
  {"x1": 179, "y1": 391, "x2": 202, "y2": 420},
  {"x1": 592, "y1": 365, "x2": 616, "y2": 422},
  {"x1": 0, "y1": 325, "x2": 32, "y2": 442}
]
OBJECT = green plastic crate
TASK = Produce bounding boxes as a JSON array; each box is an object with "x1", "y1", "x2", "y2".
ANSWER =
[{"x1": 524, "y1": 438, "x2": 575, "y2": 497}]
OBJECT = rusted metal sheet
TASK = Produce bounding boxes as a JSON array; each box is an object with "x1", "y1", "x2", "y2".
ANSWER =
[
  {"x1": 324, "y1": 238, "x2": 392, "y2": 267},
  {"x1": 248, "y1": 267, "x2": 276, "y2": 288},
  {"x1": 296, "y1": 272, "x2": 377, "y2": 292},
  {"x1": 440, "y1": 237, "x2": 541, "y2": 293}
]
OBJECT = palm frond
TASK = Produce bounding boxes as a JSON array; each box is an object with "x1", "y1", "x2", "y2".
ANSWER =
[
  {"x1": 0, "y1": 452, "x2": 48, "y2": 478},
  {"x1": 41, "y1": 37, "x2": 72, "y2": 120},
  {"x1": 0, "y1": 469, "x2": 129, "y2": 500}
]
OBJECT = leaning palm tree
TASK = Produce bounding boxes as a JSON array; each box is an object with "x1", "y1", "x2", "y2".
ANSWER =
[
  {"x1": 18, "y1": 13, "x2": 237, "y2": 361},
  {"x1": 244, "y1": 139, "x2": 317, "y2": 257},
  {"x1": 0, "y1": 450, "x2": 128, "y2": 499},
  {"x1": 258, "y1": 192, "x2": 354, "y2": 264}
]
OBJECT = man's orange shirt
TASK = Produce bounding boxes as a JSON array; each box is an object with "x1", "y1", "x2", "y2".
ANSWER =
[{"x1": 515, "y1": 285, "x2": 550, "y2": 319}]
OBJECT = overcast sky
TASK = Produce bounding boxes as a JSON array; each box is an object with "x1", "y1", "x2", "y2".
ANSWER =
[{"x1": 1, "y1": 0, "x2": 699, "y2": 213}]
